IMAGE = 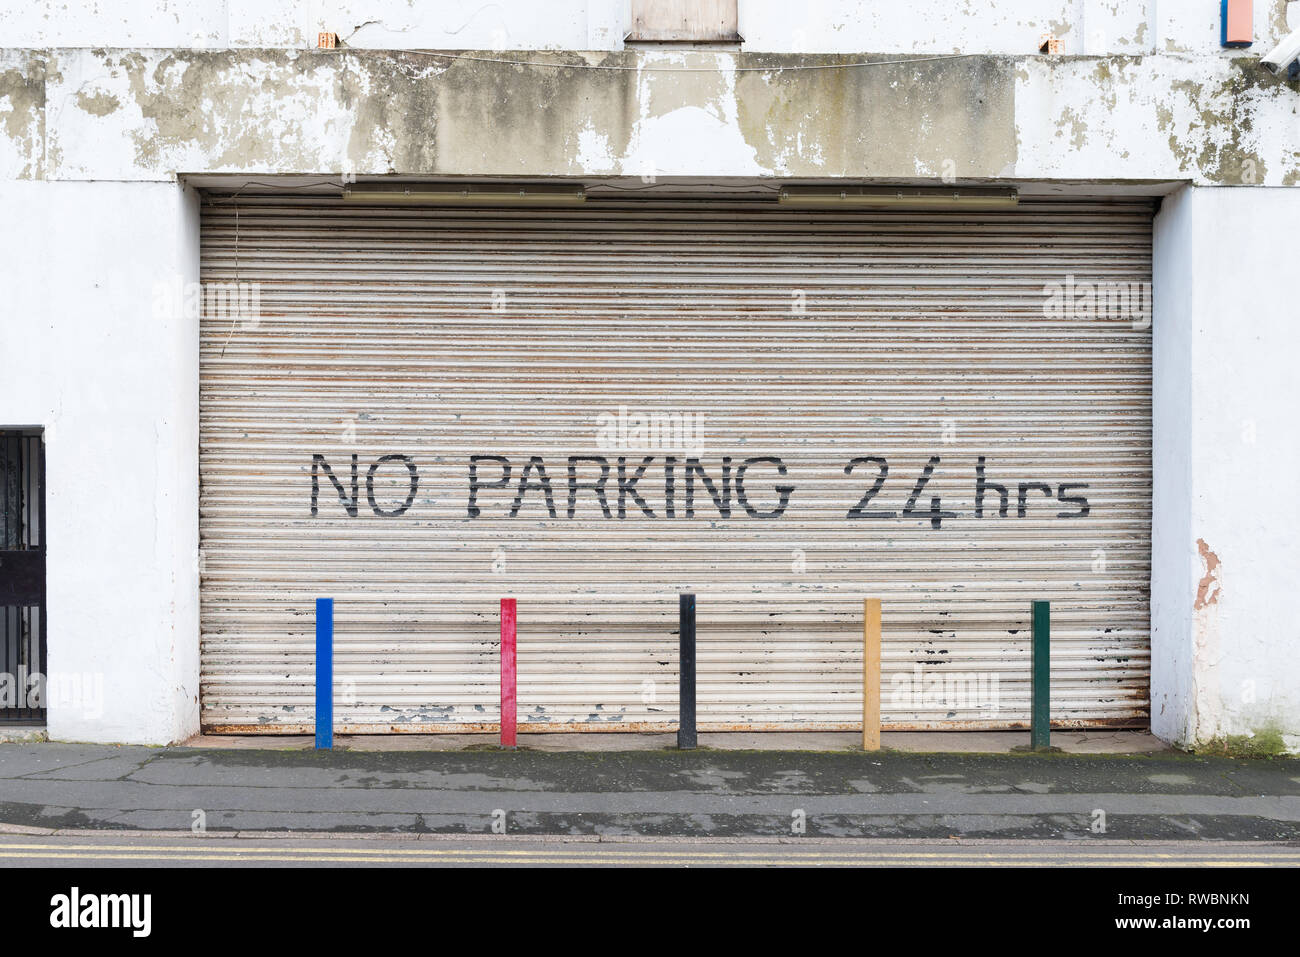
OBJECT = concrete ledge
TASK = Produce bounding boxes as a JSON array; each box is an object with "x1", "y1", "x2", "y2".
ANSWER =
[
  {"x1": 181, "y1": 729, "x2": 1169, "y2": 754},
  {"x1": 2, "y1": 48, "x2": 1297, "y2": 184},
  {"x1": 0, "y1": 726, "x2": 47, "y2": 744}
]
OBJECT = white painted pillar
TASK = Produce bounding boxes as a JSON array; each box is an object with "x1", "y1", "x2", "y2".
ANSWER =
[
  {"x1": 1152, "y1": 185, "x2": 1300, "y2": 753},
  {"x1": 0, "y1": 180, "x2": 200, "y2": 744}
]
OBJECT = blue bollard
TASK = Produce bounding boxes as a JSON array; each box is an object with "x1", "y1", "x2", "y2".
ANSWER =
[{"x1": 316, "y1": 597, "x2": 333, "y2": 750}]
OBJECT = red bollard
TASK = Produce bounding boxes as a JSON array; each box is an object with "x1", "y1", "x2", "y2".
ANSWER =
[{"x1": 500, "y1": 598, "x2": 517, "y2": 747}]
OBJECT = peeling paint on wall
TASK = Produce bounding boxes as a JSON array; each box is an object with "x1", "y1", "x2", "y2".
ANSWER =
[
  {"x1": 1195, "y1": 538, "x2": 1222, "y2": 610},
  {"x1": 1192, "y1": 538, "x2": 1223, "y2": 745},
  {"x1": 1014, "y1": 52, "x2": 1300, "y2": 184},
  {"x1": 1163, "y1": 64, "x2": 1275, "y2": 186}
]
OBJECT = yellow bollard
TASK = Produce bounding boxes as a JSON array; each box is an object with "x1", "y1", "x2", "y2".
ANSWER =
[{"x1": 862, "y1": 598, "x2": 882, "y2": 751}]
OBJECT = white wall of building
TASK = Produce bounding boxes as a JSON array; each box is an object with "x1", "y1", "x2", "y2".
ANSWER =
[
  {"x1": 1, "y1": 1, "x2": 1297, "y2": 54},
  {"x1": 0, "y1": 180, "x2": 200, "y2": 744},
  {"x1": 1153, "y1": 186, "x2": 1300, "y2": 753},
  {"x1": 2, "y1": 1, "x2": 1299, "y2": 747}
]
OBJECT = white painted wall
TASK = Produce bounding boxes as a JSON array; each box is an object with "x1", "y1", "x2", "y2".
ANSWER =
[
  {"x1": 0, "y1": 0, "x2": 605, "y2": 49},
  {"x1": 1, "y1": 2, "x2": 1298, "y2": 750},
  {"x1": 1, "y1": 0, "x2": 1296, "y2": 53},
  {"x1": 1157, "y1": 0, "x2": 1299, "y2": 52},
  {"x1": 0, "y1": 180, "x2": 200, "y2": 744},
  {"x1": 741, "y1": 0, "x2": 1152, "y2": 55},
  {"x1": 1152, "y1": 185, "x2": 1300, "y2": 752}
]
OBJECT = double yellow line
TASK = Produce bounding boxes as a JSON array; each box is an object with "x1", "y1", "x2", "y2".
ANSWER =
[{"x1": 1, "y1": 842, "x2": 1297, "y2": 867}]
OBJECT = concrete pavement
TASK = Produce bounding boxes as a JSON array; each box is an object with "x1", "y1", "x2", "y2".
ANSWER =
[{"x1": 1, "y1": 741, "x2": 1297, "y2": 842}]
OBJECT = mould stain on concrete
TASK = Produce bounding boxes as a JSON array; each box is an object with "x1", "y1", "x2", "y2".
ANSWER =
[
  {"x1": 108, "y1": 48, "x2": 447, "y2": 175},
  {"x1": 1270, "y1": 0, "x2": 1295, "y2": 45},
  {"x1": 431, "y1": 49, "x2": 636, "y2": 177},
  {"x1": 0, "y1": 53, "x2": 46, "y2": 179},
  {"x1": 1164, "y1": 63, "x2": 1276, "y2": 184},
  {"x1": 74, "y1": 89, "x2": 120, "y2": 116},
  {"x1": 735, "y1": 53, "x2": 1017, "y2": 179}
]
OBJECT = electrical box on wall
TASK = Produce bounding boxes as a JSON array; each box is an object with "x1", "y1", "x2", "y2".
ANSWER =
[{"x1": 1222, "y1": 0, "x2": 1253, "y2": 47}]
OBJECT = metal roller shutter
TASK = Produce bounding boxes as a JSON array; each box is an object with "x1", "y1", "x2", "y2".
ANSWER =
[{"x1": 198, "y1": 194, "x2": 1152, "y2": 733}]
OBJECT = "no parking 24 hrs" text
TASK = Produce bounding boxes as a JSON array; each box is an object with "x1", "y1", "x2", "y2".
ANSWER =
[{"x1": 310, "y1": 453, "x2": 1090, "y2": 526}]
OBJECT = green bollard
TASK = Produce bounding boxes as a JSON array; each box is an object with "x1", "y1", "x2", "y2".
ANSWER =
[{"x1": 1031, "y1": 600, "x2": 1051, "y2": 750}]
